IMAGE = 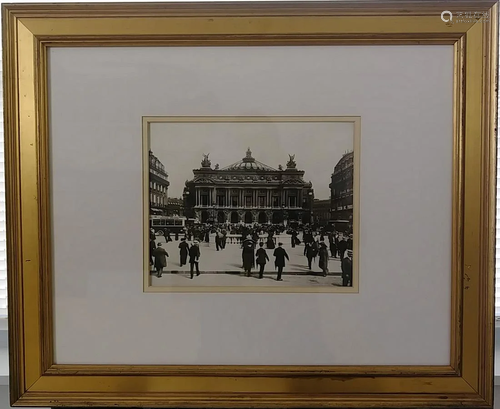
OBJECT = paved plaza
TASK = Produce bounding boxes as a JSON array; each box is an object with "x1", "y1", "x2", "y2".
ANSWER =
[{"x1": 150, "y1": 233, "x2": 344, "y2": 287}]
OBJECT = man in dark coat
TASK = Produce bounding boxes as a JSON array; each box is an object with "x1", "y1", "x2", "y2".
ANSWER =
[
  {"x1": 291, "y1": 230, "x2": 299, "y2": 248},
  {"x1": 273, "y1": 242, "x2": 289, "y2": 281},
  {"x1": 221, "y1": 230, "x2": 227, "y2": 249},
  {"x1": 189, "y1": 241, "x2": 201, "y2": 279},
  {"x1": 215, "y1": 229, "x2": 221, "y2": 251},
  {"x1": 342, "y1": 249, "x2": 353, "y2": 287},
  {"x1": 242, "y1": 239, "x2": 255, "y2": 277},
  {"x1": 255, "y1": 242, "x2": 269, "y2": 279},
  {"x1": 347, "y1": 234, "x2": 353, "y2": 250},
  {"x1": 304, "y1": 241, "x2": 318, "y2": 270},
  {"x1": 338, "y1": 237, "x2": 348, "y2": 261},
  {"x1": 153, "y1": 242, "x2": 169, "y2": 278},
  {"x1": 318, "y1": 241, "x2": 329, "y2": 277},
  {"x1": 178, "y1": 238, "x2": 189, "y2": 266},
  {"x1": 328, "y1": 232, "x2": 337, "y2": 258},
  {"x1": 149, "y1": 238, "x2": 156, "y2": 267}
]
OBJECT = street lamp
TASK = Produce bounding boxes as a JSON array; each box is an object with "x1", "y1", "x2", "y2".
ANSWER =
[{"x1": 308, "y1": 191, "x2": 314, "y2": 224}]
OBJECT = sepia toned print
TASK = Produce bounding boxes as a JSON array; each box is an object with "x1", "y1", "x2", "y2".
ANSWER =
[{"x1": 145, "y1": 117, "x2": 359, "y2": 291}]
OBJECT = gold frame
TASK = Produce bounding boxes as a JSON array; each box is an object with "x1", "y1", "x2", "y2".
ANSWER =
[
  {"x1": 143, "y1": 116, "x2": 360, "y2": 293},
  {"x1": 2, "y1": 0, "x2": 497, "y2": 407}
]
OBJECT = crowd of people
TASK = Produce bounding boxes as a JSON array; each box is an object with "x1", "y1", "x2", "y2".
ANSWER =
[{"x1": 149, "y1": 223, "x2": 353, "y2": 286}]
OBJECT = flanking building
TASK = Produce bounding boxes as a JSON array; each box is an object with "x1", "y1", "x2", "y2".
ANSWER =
[
  {"x1": 149, "y1": 150, "x2": 170, "y2": 216},
  {"x1": 329, "y1": 151, "x2": 354, "y2": 231}
]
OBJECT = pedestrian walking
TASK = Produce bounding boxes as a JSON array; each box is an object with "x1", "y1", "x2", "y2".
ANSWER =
[
  {"x1": 266, "y1": 231, "x2": 276, "y2": 249},
  {"x1": 149, "y1": 238, "x2": 156, "y2": 267},
  {"x1": 328, "y1": 232, "x2": 337, "y2": 258},
  {"x1": 221, "y1": 229, "x2": 227, "y2": 249},
  {"x1": 255, "y1": 242, "x2": 269, "y2": 279},
  {"x1": 178, "y1": 237, "x2": 189, "y2": 266},
  {"x1": 347, "y1": 234, "x2": 353, "y2": 250},
  {"x1": 189, "y1": 241, "x2": 201, "y2": 279},
  {"x1": 242, "y1": 238, "x2": 255, "y2": 277},
  {"x1": 304, "y1": 241, "x2": 318, "y2": 270},
  {"x1": 338, "y1": 236, "x2": 348, "y2": 260},
  {"x1": 342, "y1": 249, "x2": 353, "y2": 286},
  {"x1": 318, "y1": 241, "x2": 329, "y2": 277},
  {"x1": 273, "y1": 242, "x2": 289, "y2": 281},
  {"x1": 153, "y1": 242, "x2": 169, "y2": 278},
  {"x1": 291, "y1": 230, "x2": 298, "y2": 248},
  {"x1": 216, "y1": 229, "x2": 225, "y2": 251}
]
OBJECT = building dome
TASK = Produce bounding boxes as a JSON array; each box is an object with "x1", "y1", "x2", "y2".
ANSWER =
[{"x1": 221, "y1": 148, "x2": 278, "y2": 171}]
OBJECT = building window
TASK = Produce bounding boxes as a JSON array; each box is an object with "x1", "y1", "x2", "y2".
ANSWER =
[
  {"x1": 201, "y1": 195, "x2": 208, "y2": 206},
  {"x1": 289, "y1": 196, "x2": 297, "y2": 207},
  {"x1": 259, "y1": 197, "x2": 265, "y2": 207},
  {"x1": 217, "y1": 196, "x2": 225, "y2": 206},
  {"x1": 273, "y1": 197, "x2": 280, "y2": 207},
  {"x1": 245, "y1": 196, "x2": 252, "y2": 207},
  {"x1": 231, "y1": 196, "x2": 238, "y2": 207}
]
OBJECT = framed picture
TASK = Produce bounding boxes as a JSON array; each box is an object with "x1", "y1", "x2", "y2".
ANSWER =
[
  {"x1": 3, "y1": 0, "x2": 497, "y2": 407},
  {"x1": 143, "y1": 116, "x2": 360, "y2": 292}
]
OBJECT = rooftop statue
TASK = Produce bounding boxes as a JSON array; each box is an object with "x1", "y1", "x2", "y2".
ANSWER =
[{"x1": 201, "y1": 153, "x2": 211, "y2": 168}]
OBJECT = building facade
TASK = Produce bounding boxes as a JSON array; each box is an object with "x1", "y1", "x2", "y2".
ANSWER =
[
  {"x1": 149, "y1": 150, "x2": 170, "y2": 215},
  {"x1": 166, "y1": 198, "x2": 184, "y2": 217},
  {"x1": 329, "y1": 151, "x2": 354, "y2": 230},
  {"x1": 183, "y1": 149, "x2": 314, "y2": 225},
  {"x1": 312, "y1": 199, "x2": 331, "y2": 225}
]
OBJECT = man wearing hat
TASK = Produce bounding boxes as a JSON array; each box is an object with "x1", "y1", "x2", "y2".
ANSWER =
[
  {"x1": 273, "y1": 242, "x2": 289, "y2": 281},
  {"x1": 189, "y1": 240, "x2": 201, "y2": 279},
  {"x1": 342, "y1": 249, "x2": 353, "y2": 287},
  {"x1": 153, "y1": 242, "x2": 169, "y2": 278},
  {"x1": 318, "y1": 241, "x2": 329, "y2": 277},
  {"x1": 242, "y1": 237, "x2": 256, "y2": 277},
  {"x1": 178, "y1": 237, "x2": 189, "y2": 266}
]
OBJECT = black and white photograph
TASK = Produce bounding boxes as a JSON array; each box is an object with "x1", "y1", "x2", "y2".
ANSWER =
[{"x1": 145, "y1": 117, "x2": 358, "y2": 291}]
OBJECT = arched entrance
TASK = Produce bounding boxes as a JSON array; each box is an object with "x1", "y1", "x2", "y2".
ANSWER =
[
  {"x1": 201, "y1": 210, "x2": 209, "y2": 223},
  {"x1": 217, "y1": 211, "x2": 226, "y2": 223},
  {"x1": 258, "y1": 211, "x2": 267, "y2": 224},
  {"x1": 244, "y1": 211, "x2": 253, "y2": 224},
  {"x1": 230, "y1": 211, "x2": 239, "y2": 224},
  {"x1": 272, "y1": 211, "x2": 283, "y2": 224}
]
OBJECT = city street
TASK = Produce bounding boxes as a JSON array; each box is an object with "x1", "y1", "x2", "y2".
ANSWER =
[{"x1": 150, "y1": 233, "x2": 344, "y2": 287}]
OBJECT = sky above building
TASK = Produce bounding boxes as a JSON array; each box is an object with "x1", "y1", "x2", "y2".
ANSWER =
[{"x1": 150, "y1": 120, "x2": 354, "y2": 200}]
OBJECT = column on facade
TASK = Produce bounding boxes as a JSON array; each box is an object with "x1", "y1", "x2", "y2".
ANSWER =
[
  {"x1": 196, "y1": 188, "x2": 199, "y2": 207},
  {"x1": 253, "y1": 189, "x2": 257, "y2": 208},
  {"x1": 226, "y1": 188, "x2": 229, "y2": 208}
]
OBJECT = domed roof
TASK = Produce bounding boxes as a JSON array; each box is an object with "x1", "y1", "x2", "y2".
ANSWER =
[{"x1": 221, "y1": 148, "x2": 278, "y2": 172}]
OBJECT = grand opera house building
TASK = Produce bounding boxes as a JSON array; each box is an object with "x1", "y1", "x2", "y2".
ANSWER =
[{"x1": 183, "y1": 148, "x2": 314, "y2": 225}]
